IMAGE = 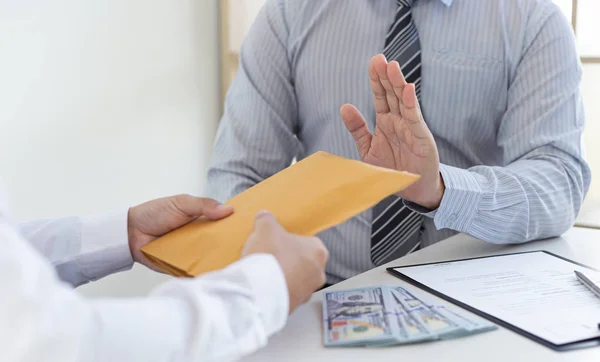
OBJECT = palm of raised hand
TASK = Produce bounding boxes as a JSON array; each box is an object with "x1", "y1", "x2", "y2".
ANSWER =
[
  {"x1": 367, "y1": 108, "x2": 432, "y2": 173},
  {"x1": 341, "y1": 55, "x2": 443, "y2": 209}
]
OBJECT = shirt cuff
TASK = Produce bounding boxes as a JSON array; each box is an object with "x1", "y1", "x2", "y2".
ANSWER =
[
  {"x1": 235, "y1": 254, "x2": 289, "y2": 336},
  {"x1": 78, "y1": 211, "x2": 134, "y2": 281},
  {"x1": 402, "y1": 200, "x2": 438, "y2": 218},
  {"x1": 431, "y1": 164, "x2": 483, "y2": 232}
]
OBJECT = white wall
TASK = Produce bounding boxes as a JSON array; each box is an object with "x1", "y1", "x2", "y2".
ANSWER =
[{"x1": 0, "y1": 1, "x2": 220, "y2": 296}]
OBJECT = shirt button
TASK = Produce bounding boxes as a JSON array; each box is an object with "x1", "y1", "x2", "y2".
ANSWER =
[{"x1": 448, "y1": 213, "x2": 457, "y2": 223}]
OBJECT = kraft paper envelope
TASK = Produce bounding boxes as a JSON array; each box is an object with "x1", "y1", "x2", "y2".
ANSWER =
[{"x1": 141, "y1": 151, "x2": 419, "y2": 277}]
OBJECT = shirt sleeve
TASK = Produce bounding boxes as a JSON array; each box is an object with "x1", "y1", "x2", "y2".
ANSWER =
[
  {"x1": 19, "y1": 212, "x2": 134, "y2": 287},
  {"x1": 2, "y1": 214, "x2": 289, "y2": 362},
  {"x1": 207, "y1": 0, "x2": 298, "y2": 202},
  {"x1": 406, "y1": 4, "x2": 591, "y2": 243}
]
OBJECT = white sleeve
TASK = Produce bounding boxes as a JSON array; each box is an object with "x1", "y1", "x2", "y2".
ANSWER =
[
  {"x1": 1, "y1": 216, "x2": 289, "y2": 362},
  {"x1": 19, "y1": 212, "x2": 134, "y2": 287}
]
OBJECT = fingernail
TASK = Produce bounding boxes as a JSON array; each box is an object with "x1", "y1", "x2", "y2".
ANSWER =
[
  {"x1": 256, "y1": 210, "x2": 272, "y2": 218},
  {"x1": 217, "y1": 204, "x2": 233, "y2": 212}
]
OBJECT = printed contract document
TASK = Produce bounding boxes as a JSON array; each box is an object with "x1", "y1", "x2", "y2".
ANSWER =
[{"x1": 390, "y1": 252, "x2": 600, "y2": 347}]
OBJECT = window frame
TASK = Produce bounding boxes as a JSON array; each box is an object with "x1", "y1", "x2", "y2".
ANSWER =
[{"x1": 571, "y1": 0, "x2": 600, "y2": 63}]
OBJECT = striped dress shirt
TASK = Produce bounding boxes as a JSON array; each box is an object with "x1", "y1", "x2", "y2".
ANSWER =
[{"x1": 208, "y1": 0, "x2": 591, "y2": 283}]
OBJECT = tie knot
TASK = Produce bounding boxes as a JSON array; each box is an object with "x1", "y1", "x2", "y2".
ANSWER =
[{"x1": 398, "y1": 0, "x2": 414, "y2": 8}]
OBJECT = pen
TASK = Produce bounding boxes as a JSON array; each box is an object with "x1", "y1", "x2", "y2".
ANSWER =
[
  {"x1": 574, "y1": 271, "x2": 600, "y2": 331},
  {"x1": 574, "y1": 270, "x2": 600, "y2": 300}
]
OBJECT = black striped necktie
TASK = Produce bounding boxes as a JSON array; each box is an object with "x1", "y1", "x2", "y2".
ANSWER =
[{"x1": 371, "y1": 0, "x2": 423, "y2": 266}]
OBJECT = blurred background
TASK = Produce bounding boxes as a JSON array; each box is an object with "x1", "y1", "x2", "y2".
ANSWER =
[{"x1": 0, "y1": 0, "x2": 598, "y2": 297}]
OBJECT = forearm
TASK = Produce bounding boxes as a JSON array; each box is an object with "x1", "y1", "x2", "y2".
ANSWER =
[
  {"x1": 84, "y1": 254, "x2": 288, "y2": 362},
  {"x1": 4, "y1": 219, "x2": 289, "y2": 362},
  {"x1": 19, "y1": 212, "x2": 133, "y2": 287},
  {"x1": 420, "y1": 4, "x2": 590, "y2": 244},
  {"x1": 426, "y1": 147, "x2": 589, "y2": 243},
  {"x1": 154, "y1": 254, "x2": 289, "y2": 361}
]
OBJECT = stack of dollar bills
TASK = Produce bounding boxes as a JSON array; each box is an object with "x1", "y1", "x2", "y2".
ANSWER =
[{"x1": 323, "y1": 285, "x2": 497, "y2": 347}]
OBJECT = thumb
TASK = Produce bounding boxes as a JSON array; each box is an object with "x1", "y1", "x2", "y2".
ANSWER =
[
  {"x1": 253, "y1": 210, "x2": 280, "y2": 232},
  {"x1": 340, "y1": 104, "x2": 372, "y2": 160},
  {"x1": 170, "y1": 195, "x2": 234, "y2": 220}
]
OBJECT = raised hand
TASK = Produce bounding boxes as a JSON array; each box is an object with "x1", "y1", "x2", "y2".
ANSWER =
[{"x1": 341, "y1": 54, "x2": 444, "y2": 209}]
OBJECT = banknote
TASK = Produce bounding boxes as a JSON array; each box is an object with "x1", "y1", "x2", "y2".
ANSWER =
[
  {"x1": 393, "y1": 286, "x2": 496, "y2": 338},
  {"x1": 433, "y1": 305, "x2": 497, "y2": 335},
  {"x1": 323, "y1": 285, "x2": 497, "y2": 347},
  {"x1": 323, "y1": 287, "x2": 397, "y2": 346},
  {"x1": 388, "y1": 287, "x2": 463, "y2": 339}
]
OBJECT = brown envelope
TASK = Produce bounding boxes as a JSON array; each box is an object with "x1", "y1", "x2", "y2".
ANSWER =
[{"x1": 141, "y1": 151, "x2": 419, "y2": 277}]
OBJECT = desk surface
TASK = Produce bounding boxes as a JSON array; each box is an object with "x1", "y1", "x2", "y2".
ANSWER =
[
  {"x1": 244, "y1": 227, "x2": 600, "y2": 362},
  {"x1": 576, "y1": 199, "x2": 600, "y2": 229}
]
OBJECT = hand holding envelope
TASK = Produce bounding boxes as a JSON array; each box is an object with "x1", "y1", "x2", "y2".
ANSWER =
[{"x1": 141, "y1": 151, "x2": 419, "y2": 277}]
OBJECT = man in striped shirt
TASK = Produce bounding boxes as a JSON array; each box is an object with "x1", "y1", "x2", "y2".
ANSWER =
[{"x1": 208, "y1": 0, "x2": 590, "y2": 284}]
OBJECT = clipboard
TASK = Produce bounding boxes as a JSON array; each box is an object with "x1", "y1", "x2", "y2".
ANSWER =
[{"x1": 387, "y1": 251, "x2": 600, "y2": 351}]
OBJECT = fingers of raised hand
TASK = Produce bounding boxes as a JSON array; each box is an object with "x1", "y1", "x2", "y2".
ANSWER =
[
  {"x1": 369, "y1": 55, "x2": 390, "y2": 114},
  {"x1": 387, "y1": 63, "x2": 422, "y2": 125},
  {"x1": 373, "y1": 56, "x2": 402, "y2": 115}
]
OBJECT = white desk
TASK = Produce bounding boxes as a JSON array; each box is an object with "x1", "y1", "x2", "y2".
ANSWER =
[
  {"x1": 576, "y1": 199, "x2": 600, "y2": 229},
  {"x1": 244, "y1": 227, "x2": 600, "y2": 362}
]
